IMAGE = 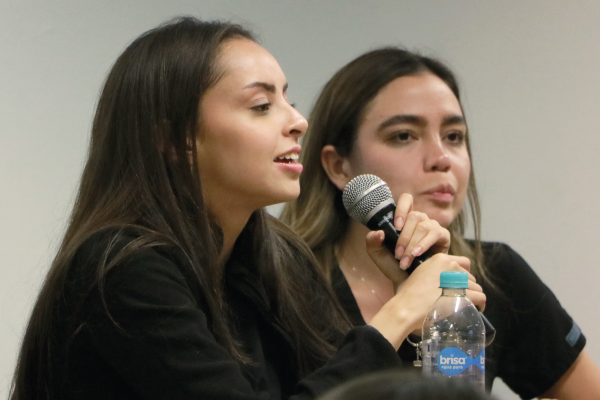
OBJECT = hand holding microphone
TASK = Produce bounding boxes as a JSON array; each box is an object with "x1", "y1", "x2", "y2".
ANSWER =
[
  {"x1": 343, "y1": 174, "x2": 495, "y2": 345},
  {"x1": 342, "y1": 174, "x2": 448, "y2": 273}
]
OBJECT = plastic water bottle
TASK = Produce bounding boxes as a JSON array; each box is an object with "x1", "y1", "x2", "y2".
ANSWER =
[{"x1": 421, "y1": 271, "x2": 485, "y2": 391}]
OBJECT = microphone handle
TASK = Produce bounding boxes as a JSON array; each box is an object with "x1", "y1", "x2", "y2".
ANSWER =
[
  {"x1": 364, "y1": 202, "x2": 428, "y2": 274},
  {"x1": 364, "y1": 202, "x2": 496, "y2": 345}
]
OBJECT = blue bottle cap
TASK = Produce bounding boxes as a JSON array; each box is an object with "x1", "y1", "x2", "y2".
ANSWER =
[{"x1": 440, "y1": 271, "x2": 468, "y2": 288}]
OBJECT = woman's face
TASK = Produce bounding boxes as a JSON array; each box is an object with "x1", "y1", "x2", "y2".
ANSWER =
[
  {"x1": 345, "y1": 73, "x2": 470, "y2": 228},
  {"x1": 196, "y1": 39, "x2": 307, "y2": 214}
]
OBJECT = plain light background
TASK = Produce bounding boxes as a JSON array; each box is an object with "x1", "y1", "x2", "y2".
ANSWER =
[{"x1": 1, "y1": 1, "x2": 599, "y2": 398}]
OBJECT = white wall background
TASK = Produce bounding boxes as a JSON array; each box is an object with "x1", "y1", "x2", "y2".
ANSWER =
[{"x1": 1, "y1": 1, "x2": 599, "y2": 398}]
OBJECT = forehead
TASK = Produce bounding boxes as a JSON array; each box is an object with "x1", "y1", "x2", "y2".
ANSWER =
[
  {"x1": 216, "y1": 39, "x2": 284, "y2": 86},
  {"x1": 366, "y1": 73, "x2": 462, "y2": 117}
]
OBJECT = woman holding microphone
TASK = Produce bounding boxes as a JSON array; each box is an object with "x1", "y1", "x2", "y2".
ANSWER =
[{"x1": 282, "y1": 47, "x2": 600, "y2": 399}]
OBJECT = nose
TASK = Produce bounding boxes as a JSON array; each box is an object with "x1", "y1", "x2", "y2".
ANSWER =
[
  {"x1": 285, "y1": 105, "x2": 308, "y2": 138},
  {"x1": 424, "y1": 137, "x2": 451, "y2": 172}
]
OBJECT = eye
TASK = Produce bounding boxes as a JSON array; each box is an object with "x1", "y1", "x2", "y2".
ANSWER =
[
  {"x1": 446, "y1": 131, "x2": 466, "y2": 145},
  {"x1": 388, "y1": 131, "x2": 413, "y2": 144},
  {"x1": 252, "y1": 103, "x2": 271, "y2": 114}
]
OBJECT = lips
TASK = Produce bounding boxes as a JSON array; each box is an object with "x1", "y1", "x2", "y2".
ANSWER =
[
  {"x1": 274, "y1": 145, "x2": 303, "y2": 174},
  {"x1": 423, "y1": 184, "x2": 456, "y2": 196},
  {"x1": 422, "y1": 184, "x2": 456, "y2": 203}
]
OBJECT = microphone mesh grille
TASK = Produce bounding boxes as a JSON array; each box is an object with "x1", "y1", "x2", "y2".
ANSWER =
[{"x1": 342, "y1": 174, "x2": 393, "y2": 221}]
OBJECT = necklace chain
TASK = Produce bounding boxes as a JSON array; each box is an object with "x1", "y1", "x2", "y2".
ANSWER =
[
  {"x1": 339, "y1": 248, "x2": 421, "y2": 362},
  {"x1": 347, "y1": 266, "x2": 386, "y2": 306},
  {"x1": 338, "y1": 244, "x2": 389, "y2": 306}
]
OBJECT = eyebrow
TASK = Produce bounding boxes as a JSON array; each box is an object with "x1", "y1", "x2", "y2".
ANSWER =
[
  {"x1": 441, "y1": 115, "x2": 466, "y2": 126},
  {"x1": 377, "y1": 114, "x2": 466, "y2": 132},
  {"x1": 244, "y1": 82, "x2": 288, "y2": 93}
]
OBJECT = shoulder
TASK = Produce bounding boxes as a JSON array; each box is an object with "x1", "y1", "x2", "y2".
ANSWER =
[
  {"x1": 476, "y1": 241, "x2": 532, "y2": 279},
  {"x1": 71, "y1": 229, "x2": 202, "y2": 310},
  {"x1": 477, "y1": 241, "x2": 566, "y2": 315},
  {"x1": 479, "y1": 241, "x2": 518, "y2": 263},
  {"x1": 73, "y1": 229, "x2": 180, "y2": 276},
  {"x1": 471, "y1": 241, "x2": 552, "y2": 304}
]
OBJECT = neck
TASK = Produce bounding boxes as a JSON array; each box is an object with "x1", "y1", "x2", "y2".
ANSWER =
[
  {"x1": 208, "y1": 201, "x2": 254, "y2": 266},
  {"x1": 338, "y1": 220, "x2": 383, "y2": 276},
  {"x1": 217, "y1": 220, "x2": 247, "y2": 266},
  {"x1": 337, "y1": 220, "x2": 396, "y2": 323}
]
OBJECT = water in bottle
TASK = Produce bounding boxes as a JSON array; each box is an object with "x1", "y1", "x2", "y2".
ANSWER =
[{"x1": 421, "y1": 271, "x2": 485, "y2": 391}]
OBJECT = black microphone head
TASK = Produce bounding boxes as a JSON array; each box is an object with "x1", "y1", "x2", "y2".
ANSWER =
[{"x1": 342, "y1": 174, "x2": 394, "y2": 223}]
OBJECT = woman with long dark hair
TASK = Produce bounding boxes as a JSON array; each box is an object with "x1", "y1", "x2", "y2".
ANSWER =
[
  {"x1": 281, "y1": 47, "x2": 600, "y2": 399},
  {"x1": 9, "y1": 19, "x2": 476, "y2": 399}
]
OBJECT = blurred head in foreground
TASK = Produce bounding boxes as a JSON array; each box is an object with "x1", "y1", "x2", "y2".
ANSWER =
[{"x1": 318, "y1": 370, "x2": 496, "y2": 400}]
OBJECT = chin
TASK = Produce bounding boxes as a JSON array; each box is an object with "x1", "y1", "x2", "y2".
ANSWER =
[
  {"x1": 280, "y1": 189, "x2": 300, "y2": 203},
  {"x1": 266, "y1": 185, "x2": 300, "y2": 206},
  {"x1": 422, "y1": 209, "x2": 455, "y2": 229}
]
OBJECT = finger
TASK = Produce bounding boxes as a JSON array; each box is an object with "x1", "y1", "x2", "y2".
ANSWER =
[
  {"x1": 446, "y1": 257, "x2": 475, "y2": 281},
  {"x1": 468, "y1": 280, "x2": 483, "y2": 293},
  {"x1": 446, "y1": 255, "x2": 472, "y2": 273},
  {"x1": 412, "y1": 218, "x2": 450, "y2": 256},
  {"x1": 366, "y1": 231, "x2": 408, "y2": 287},
  {"x1": 394, "y1": 193, "x2": 413, "y2": 231},
  {"x1": 397, "y1": 211, "x2": 428, "y2": 269},
  {"x1": 466, "y1": 290, "x2": 487, "y2": 312},
  {"x1": 403, "y1": 218, "x2": 443, "y2": 257},
  {"x1": 410, "y1": 225, "x2": 451, "y2": 257}
]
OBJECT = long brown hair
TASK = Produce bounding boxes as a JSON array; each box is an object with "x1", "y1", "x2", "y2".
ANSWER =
[
  {"x1": 281, "y1": 47, "x2": 488, "y2": 285},
  {"x1": 11, "y1": 17, "x2": 348, "y2": 399}
]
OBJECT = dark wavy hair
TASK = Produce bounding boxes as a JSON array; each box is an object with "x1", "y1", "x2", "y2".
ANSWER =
[{"x1": 11, "y1": 16, "x2": 349, "y2": 399}]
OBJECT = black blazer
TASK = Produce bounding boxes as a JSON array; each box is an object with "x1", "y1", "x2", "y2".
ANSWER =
[{"x1": 52, "y1": 233, "x2": 400, "y2": 399}]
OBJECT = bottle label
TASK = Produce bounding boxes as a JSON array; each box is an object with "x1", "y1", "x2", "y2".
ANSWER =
[{"x1": 437, "y1": 347, "x2": 485, "y2": 376}]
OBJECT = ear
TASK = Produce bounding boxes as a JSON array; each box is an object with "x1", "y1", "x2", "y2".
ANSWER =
[{"x1": 321, "y1": 145, "x2": 353, "y2": 191}]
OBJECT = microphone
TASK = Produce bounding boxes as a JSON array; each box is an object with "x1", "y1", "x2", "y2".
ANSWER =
[
  {"x1": 342, "y1": 174, "x2": 495, "y2": 345},
  {"x1": 342, "y1": 174, "x2": 430, "y2": 274}
]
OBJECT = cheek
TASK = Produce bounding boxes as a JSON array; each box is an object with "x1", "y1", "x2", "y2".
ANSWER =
[
  {"x1": 455, "y1": 154, "x2": 471, "y2": 191},
  {"x1": 196, "y1": 125, "x2": 249, "y2": 187},
  {"x1": 348, "y1": 146, "x2": 418, "y2": 195},
  {"x1": 374, "y1": 153, "x2": 419, "y2": 183},
  {"x1": 201, "y1": 115, "x2": 260, "y2": 161},
  {"x1": 354, "y1": 144, "x2": 407, "y2": 176},
  {"x1": 451, "y1": 155, "x2": 471, "y2": 218}
]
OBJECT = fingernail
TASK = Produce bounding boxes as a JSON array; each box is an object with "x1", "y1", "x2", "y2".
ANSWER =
[
  {"x1": 395, "y1": 246, "x2": 405, "y2": 259},
  {"x1": 400, "y1": 256, "x2": 410, "y2": 270},
  {"x1": 395, "y1": 217, "x2": 404, "y2": 230},
  {"x1": 412, "y1": 246, "x2": 423, "y2": 256}
]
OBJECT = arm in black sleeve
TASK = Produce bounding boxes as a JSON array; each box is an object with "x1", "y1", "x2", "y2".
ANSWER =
[
  {"x1": 293, "y1": 326, "x2": 400, "y2": 398},
  {"x1": 484, "y1": 243, "x2": 585, "y2": 399}
]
